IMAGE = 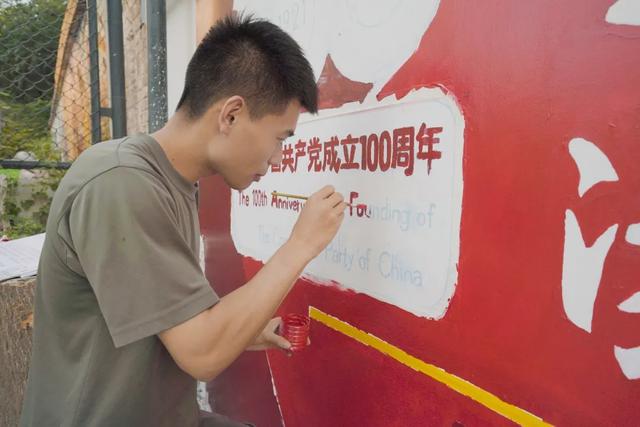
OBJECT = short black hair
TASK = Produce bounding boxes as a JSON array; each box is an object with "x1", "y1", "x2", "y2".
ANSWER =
[{"x1": 176, "y1": 14, "x2": 318, "y2": 119}]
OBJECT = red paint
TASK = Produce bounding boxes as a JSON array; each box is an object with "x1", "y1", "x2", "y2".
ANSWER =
[
  {"x1": 306, "y1": 137, "x2": 322, "y2": 172},
  {"x1": 269, "y1": 125, "x2": 443, "y2": 175},
  {"x1": 198, "y1": 176, "x2": 283, "y2": 426},
  {"x1": 347, "y1": 192, "x2": 371, "y2": 218},
  {"x1": 416, "y1": 124, "x2": 443, "y2": 175},
  {"x1": 317, "y1": 54, "x2": 373, "y2": 110},
  {"x1": 201, "y1": 1, "x2": 640, "y2": 425},
  {"x1": 280, "y1": 144, "x2": 295, "y2": 172},
  {"x1": 323, "y1": 136, "x2": 342, "y2": 172},
  {"x1": 271, "y1": 194, "x2": 305, "y2": 212},
  {"x1": 282, "y1": 314, "x2": 310, "y2": 352},
  {"x1": 341, "y1": 134, "x2": 360, "y2": 170}
]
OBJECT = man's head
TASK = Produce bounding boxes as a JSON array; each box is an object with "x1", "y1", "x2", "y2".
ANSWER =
[{"x1": 176, "y1": 14, "x2": 318, "y2": 190}]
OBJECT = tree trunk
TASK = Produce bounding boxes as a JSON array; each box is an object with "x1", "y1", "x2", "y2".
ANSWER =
[{"x1": 0, "y1": 277, "x2": 35, "y2": 427}]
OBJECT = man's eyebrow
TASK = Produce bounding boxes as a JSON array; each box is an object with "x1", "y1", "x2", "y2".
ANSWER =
[{"x1": 283, "y1": 130, "x2": 294, "y2": 138}]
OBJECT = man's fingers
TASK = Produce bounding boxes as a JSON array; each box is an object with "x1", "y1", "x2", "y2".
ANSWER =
[
  {"x1": 270, "y1": 316, "x2": 282, "y2": 333},
  {"x1": 271, "y1": 333, "x2": 292, "y2": 350},
  {"x1": 267, "y1": 317, "x2": 290, "y2": 349},
  {"x1": 313, "y1": 185, "x2": 335, "y2": 200},
  {"x1": 334, "y1": 201, "x2": 349, "y2": 213},
  {"x1": 326, "y1": 192, "x2": 344, "y2": 208}
]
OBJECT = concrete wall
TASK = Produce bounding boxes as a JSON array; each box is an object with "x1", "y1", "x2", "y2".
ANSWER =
[{"x1": 197, "y1": 1, "x2": 640, "y2": 426}]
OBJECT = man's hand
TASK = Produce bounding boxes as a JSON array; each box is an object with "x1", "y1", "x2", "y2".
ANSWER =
[
  {"x1": 246, "y1": 317, "x2": 311, "y2": 352},
  {"x1": 159, "y1": 186, "x2": 337, "y2": 380},
  {"x1": 247, "y1": 317, "x2": 290, "y2": 351},
  {"x1": 289, "y1": 185, "x2": 347, "y2": 262}
]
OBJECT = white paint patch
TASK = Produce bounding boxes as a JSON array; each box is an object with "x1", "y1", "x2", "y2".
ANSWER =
[
  {"x1": 266, "y1": 353, "x2": 286, "y2": 426},
  {"x1": 614, "y1": 346, "x2": 640, "y2": 380},
  {"x1": 230, "y1": 88, "x2": 465, "y2": 318},
  {"x1": 625, "y1": 223, "x2": 640, "y2": 245},
  {"x1": 196, "y1": 381, "x2": 213, "y2": 411},
  {"x1": 199, "y1": 235, "x2": 206, "y2": 272},
  {"x1": 561, "y1": 209, "x2": 618, "y2": 332},
  {"x1": 568, "y1": 138, "x2": 619, "y2": 198},
  {"x1": 165, "y1": 0, "x2": 196, "y2": 113},
  {"x1": 618, "y1": 292, "x2": 640, "y2": 313},
  {"x1": 606, "y1": 0, "x2": 640, "y2": 26},
  {"x1": 235, "y1": 0, "x2": 441, "y2": 98},
  {"x1": 196, "y1": 237, "x2": 212, "y2": 411}
]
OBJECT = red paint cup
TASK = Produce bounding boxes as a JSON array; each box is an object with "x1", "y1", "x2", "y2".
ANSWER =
[{"x1": 282, "y1": 313, "x2": 310, "y2": 352}]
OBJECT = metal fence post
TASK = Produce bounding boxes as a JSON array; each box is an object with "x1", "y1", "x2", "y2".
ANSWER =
[
  {"x1": 146, "y1": 0, "x2": 167, "y2": 133},
  {"x1": 107, "y1": 0, "x2": 127, "y2": 138},
  {"x1": 87, "y1": 0, "x2": 101, "y2": 144}
]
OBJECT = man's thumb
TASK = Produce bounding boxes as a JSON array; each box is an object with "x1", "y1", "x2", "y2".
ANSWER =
[{"x1": 273, "y1": 334, "x2": 292, "y2": 350}]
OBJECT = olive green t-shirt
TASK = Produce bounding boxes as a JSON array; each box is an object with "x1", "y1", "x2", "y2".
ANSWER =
[{"x1": 19, "y1": 134, "x2": 220, "y2": 427}]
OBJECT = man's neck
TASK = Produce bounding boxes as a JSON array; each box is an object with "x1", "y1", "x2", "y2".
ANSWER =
[{"x1": 151, "y1": 114, "x2": 214, "y2": 184}]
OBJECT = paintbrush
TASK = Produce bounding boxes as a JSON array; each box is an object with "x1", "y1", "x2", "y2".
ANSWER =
[{"x1": 271, "y1": 191, "x2": 357, "y2": 208}]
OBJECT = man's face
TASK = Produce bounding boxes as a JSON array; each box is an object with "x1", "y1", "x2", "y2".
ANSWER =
[{"x1": 215, "y1": 99, "x2": 300, "y2": 190}]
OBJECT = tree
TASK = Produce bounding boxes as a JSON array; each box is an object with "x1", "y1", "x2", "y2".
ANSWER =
[
  {"x1": 0, "y1": 0, "x2": 66, "y2": 160},
  {"x1": 0, "y1": 0, "x2": 66, "y2": 102}
]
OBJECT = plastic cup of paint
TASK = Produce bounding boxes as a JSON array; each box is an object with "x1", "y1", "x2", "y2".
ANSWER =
[{"x1": 282, "y1": 313, "x2": 310, "y2": 352}]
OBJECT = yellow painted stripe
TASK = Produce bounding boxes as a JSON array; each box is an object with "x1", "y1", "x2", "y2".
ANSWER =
[{"x1": 309, "y1": 306, "x2": 552, "y2": 427}]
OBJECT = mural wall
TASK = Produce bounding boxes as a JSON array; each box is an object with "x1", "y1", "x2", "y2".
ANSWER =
[{"x1": 199, "y1": 1, "x2": 640, "y2": 425}]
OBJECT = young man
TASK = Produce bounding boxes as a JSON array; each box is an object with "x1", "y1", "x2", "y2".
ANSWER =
[{"x1": 20, "y1": 15, "x2": 346, "y2": 427}]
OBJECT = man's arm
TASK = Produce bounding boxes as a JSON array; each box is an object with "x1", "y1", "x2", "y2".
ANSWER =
[{"x1": 159, "y1": 186, "x2": 346, "y2": 381}]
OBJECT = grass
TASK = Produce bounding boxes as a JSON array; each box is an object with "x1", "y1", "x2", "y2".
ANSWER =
[{"x1": 0, "y1": 168, "x2": 20, "y2": 181}]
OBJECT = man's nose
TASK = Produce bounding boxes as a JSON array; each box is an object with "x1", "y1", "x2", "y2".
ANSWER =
[{"x1": 270, "y1": 146, "x2": 283, "y2": 166}]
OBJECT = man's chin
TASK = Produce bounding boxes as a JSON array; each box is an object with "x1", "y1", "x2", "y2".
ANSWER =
[{"x1": 227, "y1": 178, "x2": 252, "y2": 191}]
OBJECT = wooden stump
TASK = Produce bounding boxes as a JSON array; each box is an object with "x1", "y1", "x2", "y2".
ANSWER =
[{"x1": 0, "y1": 277, "x2": 35, "y2": 427}]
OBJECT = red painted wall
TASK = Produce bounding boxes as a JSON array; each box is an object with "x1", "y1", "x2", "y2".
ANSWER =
[{"x1": 200, "y1": 1, "x2": 640, "y2": 425}]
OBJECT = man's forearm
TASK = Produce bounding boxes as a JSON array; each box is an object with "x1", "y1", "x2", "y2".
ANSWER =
[
  {"x1": 190, "y1": 238, "x2": 312, "y2": 380},
  {"x1": 159, "y1": 186, "x2": 344, "y2": 381}
]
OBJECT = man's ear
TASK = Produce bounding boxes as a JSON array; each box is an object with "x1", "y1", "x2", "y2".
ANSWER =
[{"x1": 218, "y1": 96, "x2": 246, "y2": 135}]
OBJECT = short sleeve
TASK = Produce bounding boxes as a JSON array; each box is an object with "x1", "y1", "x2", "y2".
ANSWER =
[{"x1": 67, "y1": 167, "x2": 219, "y2": 348}]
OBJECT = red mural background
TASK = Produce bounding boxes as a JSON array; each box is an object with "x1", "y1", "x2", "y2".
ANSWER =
[{"x1": 199, "y1": 1, "x2": 640, "y2": 425}]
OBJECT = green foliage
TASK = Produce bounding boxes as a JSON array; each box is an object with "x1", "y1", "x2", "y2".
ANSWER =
[
  {"x1": 0, "y1": 1, "x2": 68, "y2": 238},
  {"x1": 5, "y1": 217, "x2": 43, "y2": 239},
  {"x1": 1, "y1": 167, "x2": 63, "y2": 238},
  {"x1": 0, "y1": 0, "x2": 66, "y2": 160},
  {"x1": 0, "y1": 92, "x2": 60, "y2": 160},
  {"x1": 0, "y1": 0, "x2": 67, "y2": 102},
  {"x1": 0, "y1": 168, "x2": 19, "y2": 181},
  {"x1": 0, "y1": 0, "x2": 66, "y2": 161}
]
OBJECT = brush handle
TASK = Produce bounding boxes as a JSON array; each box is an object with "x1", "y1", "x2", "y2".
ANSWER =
[
  {"x1": 272, "y1": 191, "x2": 308, "y2": 200},
  {"x1": 272, "y1": 191, "x2": 355, "y2": 207}
]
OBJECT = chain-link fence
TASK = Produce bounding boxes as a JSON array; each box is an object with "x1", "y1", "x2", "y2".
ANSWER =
[
  {"x1": 0, "y1": 0, "x2": 165, "y2": 238},
  {"x1": 0, "y1": 0, "x2": 160, "y2": 169},
  {"x1": 0, "y1": 0, "x2": 154, "y2": 169},
  {"x1": 0, "y1": 0, "x2": 70, "y2": 167}
]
